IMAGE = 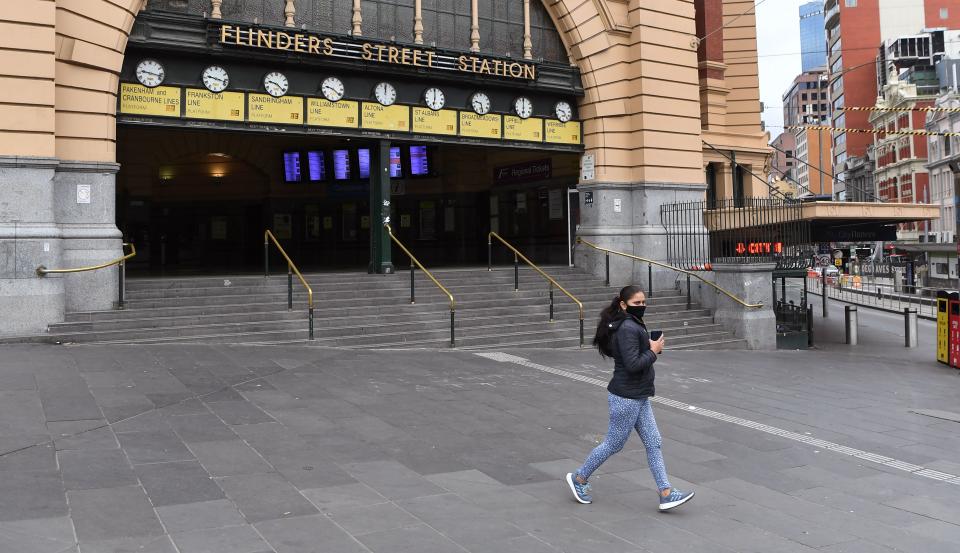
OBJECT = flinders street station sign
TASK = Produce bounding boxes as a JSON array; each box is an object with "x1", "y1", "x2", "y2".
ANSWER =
[{"x1": 217, "y1": 25, "x2": 538, "y2": 81}]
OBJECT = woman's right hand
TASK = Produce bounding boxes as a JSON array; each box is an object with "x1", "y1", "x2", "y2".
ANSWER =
[{"x1": 650, "y1": 335, "x2": 665, "y2": 355}]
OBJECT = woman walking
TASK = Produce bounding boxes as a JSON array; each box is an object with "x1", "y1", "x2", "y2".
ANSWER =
[{"x1": 566, "y1": 285, "x2": 694, "y2": 511}]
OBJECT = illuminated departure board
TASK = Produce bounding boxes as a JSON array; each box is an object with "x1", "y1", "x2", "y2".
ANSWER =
[
  {"x1": 358, "y1": 148, "x2": 371, "y2": 179},
  {"x1": 333, "y1": 149, "x2": 351, "y2": 180},
  {"x1": 307, "y1": 151, "x2": 325, "y2": 181},
  {"x1": 389, "y1": 147, "x2": 402, "y2": 178},
  {"x1": 409, "y1": 145, "x2": 429, "y2": 176},
  {"x1": 283, "y1": 152, "x2": 301, "y2": 182}
]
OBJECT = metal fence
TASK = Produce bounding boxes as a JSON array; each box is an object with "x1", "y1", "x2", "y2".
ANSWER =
[{"x1": 660, "y1": 198, "x2": 812, "y2": 270}]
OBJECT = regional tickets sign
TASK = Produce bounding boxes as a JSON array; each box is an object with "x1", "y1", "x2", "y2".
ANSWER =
[
  {"x1": 361, "y1": 103, "x2": 410, "y2": 131},
  {"x1": 412, "y1": 108, "x2": 457, "y2": 135},
  {"x1": 184, "y1": 89, "x2": 244, "y2": 121},
  {"x1": 504, "y1": 116, "x2": 543, "y2": 142},
  {"x1": 247, "y1": 94, "x2": 303, "y2": 124},
  {"x1": 460, "y1": 113, "x2": 502, "y2": 139},
  {"x1": 120, "y1": 84, "x2": 181, "y2": 117},
  {"x1": 308, "y1": 99, "x2": 358, "y2": 127},
  {"x1": 545, "y1": 120, "x2": 581, "y2": 144}
]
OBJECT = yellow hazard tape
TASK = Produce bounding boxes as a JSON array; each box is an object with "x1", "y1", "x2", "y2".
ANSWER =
[{"x1": 785, "y1": 124, "x2": 960, "y2": 137}]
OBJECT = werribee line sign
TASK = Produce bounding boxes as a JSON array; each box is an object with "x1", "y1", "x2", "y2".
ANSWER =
[{"x1": 217, "y1": 25, "x2": 537, "y2": 81}]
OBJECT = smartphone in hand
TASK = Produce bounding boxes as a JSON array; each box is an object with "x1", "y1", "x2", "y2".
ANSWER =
[{"x1": 649, "y1": 330, "x2": 663, "y2": 341}]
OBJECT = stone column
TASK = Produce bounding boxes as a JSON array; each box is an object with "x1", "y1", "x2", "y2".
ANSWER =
[
  {"x1": 711, "y1": 262, "x2": 776, "y2": 349},
  {"x1": 54, "y1": 162, "x2": 123, "y2": 313},
  {"x1": 575, "y1": 182, "x2": 707, "y2": 292},
  {"x1": 0, "y1": 157, "x2": 64, "y2": 336}
]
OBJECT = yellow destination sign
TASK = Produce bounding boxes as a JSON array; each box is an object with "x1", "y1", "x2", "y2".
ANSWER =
[
  {"x1": 361, "y1": 103, "x2": 410, "y2": 132},
  {"x1": 308, "y1": 99, "x2": 359, "y2": 128},
  {"x1": 545, "y1": 120, "x2": 581, "y2": 144},
  {"x1": 504, "y1": 116, "x2": 543, "y2": 142},
  {"x1": 411, "y1": 108, "x2": 457, "y2": 135},
  {"x1": 459, "y1": 113, "x2": 502, "y2": 139},
  {"x1": 119, "y1": 84, "x2": 181, "y2": 117},
  {"x1": 248, "y1": 94, "x2": 304, "y2": 124},
  {"x1": 184, "y1": 89, "x2": 244, "y2": 121}
]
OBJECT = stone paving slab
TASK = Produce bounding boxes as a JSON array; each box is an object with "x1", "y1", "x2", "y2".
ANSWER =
[{"x1": 0, "y1": 315, "x2": 957, "y2": 553}]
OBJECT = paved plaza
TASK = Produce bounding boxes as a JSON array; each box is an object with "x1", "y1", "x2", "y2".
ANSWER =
[{"x1": 0, "y1": 305, "x2": 957, "y2": 553}]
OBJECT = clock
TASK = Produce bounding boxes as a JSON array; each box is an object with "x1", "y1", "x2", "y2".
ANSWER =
[
  {"x1": 374, "y1": 82, "x2": 397, "y2": 106},
  {"x1": 201, "y1": 65, "x2": 229, "y2": 93},
  {"x1": 321, "y1": 77, "x2": 345, "y2": 102},
  {"x1": 263, "y1": 71, "x2": 289, "y2": 97},
  {"x1": 135, "y1": 59, "x2": 165, "y2": 88},
  {"x1": 514, "y1": 96, "x2": 533, "y2": 119},
  {"x1": 470, "y1": 92, "x2": 491, "y2": 115},
  {"x1": 424, "y1": 87, "x2": 445, "y2": 111},
  {"x1": 554, "y1": 101, "x2": 573, "y2": 123}
]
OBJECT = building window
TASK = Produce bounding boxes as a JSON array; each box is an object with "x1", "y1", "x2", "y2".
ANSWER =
[
  {"x1": 820, "y1": 103, "x2": 828, "y2": 111},
  {"x1": 820, "y1": 92, "x2": 827, "y2": 100},
  {"x1": 845, "y1": 0, "x2": 856, "y2": 6},
  {"x1": 941, "y1": 7, "x2": 948, "y2": 18},
  {"x1": 801, "y1": 93, "x2": 808, "y2": 100}
]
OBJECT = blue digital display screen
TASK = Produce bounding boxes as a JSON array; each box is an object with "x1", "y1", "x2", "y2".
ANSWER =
[
  {"x1": 283, "y1": 152, "x2": 301, "y2": 182},
  {"x1": 358, "y1": 148, "x2": 370, "y2": 179},
  {"x1": 358, "y1": 147, "x2": 403, "y2": 179},
  {"x1": 389, "y1": 146, "x2": 402, "y2": 178},
  {"x1": 409, "y1": 145, "x2": 429, "y2": 176},
  {"x1": 307, "y1": 151, "x2": 325, "y2": 181},
  {"x1": 332, "y1": 149, "x2": 351, "y2": 180}
]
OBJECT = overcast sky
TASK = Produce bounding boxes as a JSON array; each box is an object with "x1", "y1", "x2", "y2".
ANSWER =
[{"x1": 755, "y1": 0, "x2": 805, "y2": 138}]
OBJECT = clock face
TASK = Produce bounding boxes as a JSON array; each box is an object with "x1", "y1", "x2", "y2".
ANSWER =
[
  {"x1": 470, "y1": 92, "x2": 491, "y2": 115},
  {"x1": 201, "y1": 66, "x2": 229, "y2": 93},
  {"x1": 555, "y1": 101, "x2": 573, "y2": 123},
  {"x1": 374, "y1": 82, "x2": 397, "y2": 106},
  {"x1": 424, "y1": 87, "x2": 445, "y2": 111},
  {"x1": 263, "y1": 72, "x2": 289, "y2": 97},
  {"x1": 514, "y1": 97, "x2": 533, "y2": 119},
  {"x1": 321, "y1": 77, "x2": 345, "y2": 102},
  {"x1": 135, "y1": 59, "x2": 165, "y2": 88}
]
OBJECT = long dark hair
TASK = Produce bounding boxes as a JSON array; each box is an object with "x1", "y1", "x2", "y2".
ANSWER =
[{"x1": 593, "y1": 285, "x2": 645, "y2": 358}]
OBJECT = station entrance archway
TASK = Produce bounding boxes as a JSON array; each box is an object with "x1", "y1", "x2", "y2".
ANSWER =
[{"x1": 117, "y1": 126, "x2": 579, "y2": 274}]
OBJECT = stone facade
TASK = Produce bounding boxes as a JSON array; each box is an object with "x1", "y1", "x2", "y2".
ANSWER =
[{"x1": 0, "y1": 0, "x2": 769, "y2": 335}]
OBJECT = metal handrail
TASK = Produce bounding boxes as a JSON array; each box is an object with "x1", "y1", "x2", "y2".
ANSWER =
[
  {"x1": 385, "y1": 224, "x2": 456, "y2": 347},
  {"x1": 36, "y1": 242, "x2": 137, "y2": 309},
  {"x1": 36, "y1": 242, "x2": 136, "y2": 276},
  {"x1": 264, "y1": 230, "x2": 315, "y2": 340},
  {"x1": 576, "y1": 237, "x2": 763, "y2": 309},
  {"x1": 488, "y1": 232, "x2": 584, "y2": 346}
]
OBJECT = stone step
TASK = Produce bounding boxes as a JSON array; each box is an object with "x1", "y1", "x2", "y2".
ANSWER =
[{"x1": 49, "y1": 306, "x2": 714, "y2": 335}]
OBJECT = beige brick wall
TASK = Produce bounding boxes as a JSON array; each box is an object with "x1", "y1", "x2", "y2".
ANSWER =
[{"x1": 0, "y1": 0, "x2": 57, "y2": 157}]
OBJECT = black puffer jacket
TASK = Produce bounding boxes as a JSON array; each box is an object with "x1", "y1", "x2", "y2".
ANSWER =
[{"x1": 606, "y1": 313, "x2": 657, "y2": 399}]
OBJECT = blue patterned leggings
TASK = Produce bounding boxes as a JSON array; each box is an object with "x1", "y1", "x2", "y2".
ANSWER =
[{"x1": 576, "y1": 393, "x2": 671, "y2": 491}]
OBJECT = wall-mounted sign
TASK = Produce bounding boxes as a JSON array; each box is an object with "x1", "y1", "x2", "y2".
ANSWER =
[
  {"x1": 460, "y1": 113, "x2": 502, "y2": 139},
  {"x1": 412, "y1": 108, "x2": 457, "y2": 135},
  {"x1": 308, "y1": 99, "x2": 358, "y2": 127},
  {"x1": 545, "y1": 120, "x2": 582, "y2": 144},
  {"x1": 361, "y1": 103, "x2": 410, "y2": 132},
  {"x1": 76, "y1": 184, "x2": 91, "y2": 204},
  {"x1": 580, "y1": 153, "x2": 595, "y2": 181},
  {"x1": 735, "y1": 242, "x2": 784, "y2": 255},
  {"x1": 504, "y1": 116, "x2": 543, "y2": 142},
  {"x1": 248, "y1": 94, "x2": 303, "y2": 124},
  {"x1": 184, "y1": 89, "x2": 244, "y2": 121},
  {"x1": 119, "y1": 84, "x2": 181, "y2": 117},
  {"x1": 217, "y1": 25, "x2": 537, "y2": 81},
  {"x1": 494, "y1": 159, "x2": 552, "y2": 185}
]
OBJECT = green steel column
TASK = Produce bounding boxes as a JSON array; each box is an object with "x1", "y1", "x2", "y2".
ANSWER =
[{"x1": 369, "y1": 140, "x2": 394, "y2": 274}]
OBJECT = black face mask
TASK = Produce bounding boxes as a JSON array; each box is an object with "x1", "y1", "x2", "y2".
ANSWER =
[{"x1": 625, "y1": 305, "x2": 646, "y2": 320}]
